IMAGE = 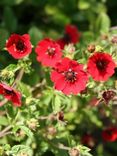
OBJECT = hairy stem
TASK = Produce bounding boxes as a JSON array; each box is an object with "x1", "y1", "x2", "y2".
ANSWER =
[
  {"x1": 0, "y1": 125, "x2": 12, "y2": 138},
  {"x1": 12, "y1": 68, "x2": 24, "y2": 88}
]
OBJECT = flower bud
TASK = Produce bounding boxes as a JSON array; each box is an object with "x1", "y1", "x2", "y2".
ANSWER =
[
  {"x1": 27, "y1": 118, "x2": 38, "y2": 131},
  {"x1": 57, "y1": 111, "x2": 64, "y2": 121},
  {"x1": 69, "y1": 148, "x2": 79, "y2": 156},
  {"x1": 102, "y1": 90, "x2": 116, "y2": 104},
  {"x1": 95, "y1": 45, "x2": 103, "y2": 52},
  {"x1": 101, "y1": 34, "x2": 108, "y2": 40},
  {"x1": 0, "y1": 69, "x2": 14, "y2": 79},
  {"x1": 16, "y1": 129, "x2": 25, "y2": 138},
  {"x1": 87, "y1": 44, "x2": 95, "y2": 53},
  {"x1": 111, "y1": 35, "x2": 117, "y2": 44},
  {"x1": 47, "y1": 126, "x2": 57, "y2": 136},
  {"x1": 64, "y1": 44, "x2": 75, "y2": 59}
]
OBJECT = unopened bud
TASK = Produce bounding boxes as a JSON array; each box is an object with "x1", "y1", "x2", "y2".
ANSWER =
[
  {"x1": 102, "y1": 90, "x2": 116, "y2": 104},
  {"x1": 64, "y1": 44, "x2": 75, "y2": 59},
  {"x1": 95, "y1": 45, "x2": 103, "y2": 52},
  {"x1": 111, "y1": 35, "x2": 117, "y2": 44},
  {"x1": 101, "y1": 34, "x2": 108, "y2": 40},
  {"x1": 0, "y1": 70, "x2": 14, "y2": 79},
  {"x1": 27, "y1": 118, "x2": 38, "y2": 131},
  {"x1": 47, "y1": 126, "x2": 57, "y2": 136},
  {"x1": 69, "y1": 148, "x2": 79, "y2": 156},
  {"x1": 87, "y1": 44, "x2": 95, "y2": 53},
  {"x1": 16, "y1": 129, "x2": 25, "y2": 138},
  {"x1": 57, "y1": 111, "x2": 64, "y2": 121}
]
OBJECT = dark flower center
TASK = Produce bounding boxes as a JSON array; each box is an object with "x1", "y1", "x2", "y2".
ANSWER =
[
  {"x1": 96, "y1": 60, "x2": 107, "y2": 71},
  {"x1": 63, "y1": 33, "x2": 71, "y2": 43},
  {"x1": 16, "y1": 40, "x2": 25, "y2": 51},
  {"x1": 46, "y1": 47, "x2": 55, "y2": 56},
  {"x1": 4, "y1": 89, "x2": 14, "y2": 95},
  {"x1": 65, "y1": 69, "x2": 77, "y2": 83},
  {"x1": 106, "y1": 130, "x2": 113, "y2": 136}
]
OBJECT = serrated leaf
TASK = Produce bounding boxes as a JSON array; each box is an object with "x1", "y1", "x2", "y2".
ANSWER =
[
  {"x1": 53, "y1": 95, "x2": 61, "y2": 113},
  {"x1": 20, "y1": 125, "x2": 33, "y2": 139},
  {"x1": 0, "y1": 116, "x2": 8, "y2": 125},
  {"x1": 10, "y1": 145, "x2": 33, "y2": 156},
  {"x1": 5, "y1": 64, "x2": 19, "y2": 72},
  {"x1": 18, "y1": 82, "x2": 32, "y2": 97},
  {"x1": 96, "y1": 12, "x2": 111, "y2": 34}
]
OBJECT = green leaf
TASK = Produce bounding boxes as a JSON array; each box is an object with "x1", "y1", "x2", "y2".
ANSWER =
[
  {"x1": 5, "y1": 64, "x2": 19, "y2": 72},
  {"x1": 10, "y1": 145, "x2": 33, "y2": 156},
  {"x1": 78, "y1": 0, "x2": 90, "y2": 10},
  {"x1": 20, "y1": 125, "x2": 33, "y2": 139},
  {"x1": 96, "y1": 12, "x2": 111, "y2": 34},
  {"x1": 0, "y1": 116, "x2": 8, "y2": 126},
  {"x1": 29, "y1": 26, "x2": 43, "y2": 46},
  {"x1": 53, "y1": 95, "x2": 61, "y2": 113},
  {"x1": 18, "y1": 82, "x2": 32, "y2": 97},
  {"x1": 3, "y1": 6, "x2": 17, "y2": 32}
]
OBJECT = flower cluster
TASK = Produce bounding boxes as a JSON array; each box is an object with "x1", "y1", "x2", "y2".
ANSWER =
[
  {"x1": 0, "y1": 22, "x2": 117, "y2": 156},
  {"x1": 3, "y1": 25, "x2": 116, "y2": 100}
]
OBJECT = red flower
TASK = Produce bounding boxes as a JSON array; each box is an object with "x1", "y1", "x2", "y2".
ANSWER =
[
  {"x1": 51, "y1": 57, "x2": 88, "y2": 95},
  {"x1": 35, "y1": 38, "x2": 62, "y2": 67},
  {"x1": 87, "y1": 52, "x2": 115, "y2": 81},
  {"x1": 57, "y1": 24, "x2": 80, "y2": 49},
  {"x1": 6, "y1": 34, "x2": 32, "y2": 59},
  {"x1": 102, "y1": 127, "x2": 117, "y2": 142},
  {"x1": 81, "y1": 134, "x2": 95, "y2": 148},
  {"x1": 0, "y1": 83, "x2": 21, "y2": 107}
]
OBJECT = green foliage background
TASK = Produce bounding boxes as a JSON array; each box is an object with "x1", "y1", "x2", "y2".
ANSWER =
[{"x1": 0, "y1": 0, "x2": 117, "y2": 156}]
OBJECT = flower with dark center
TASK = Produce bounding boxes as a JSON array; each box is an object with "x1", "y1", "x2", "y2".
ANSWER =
[
  {"x1": 102, "y1": 90, "x2": 116, "y2": 104},
  {"x1": 56, "y1": 24, "x2": 80, "y2": 49},
  {"x1": 81, "y1": 134, "x2": 95, "y2": 148},
  {"x1": 51, "y1": 57, "x2": 88, "y2": 95},
  {"x1": 102, "y1": 127, "x2": 117, "y2": 142},
  {"x1": 0, "y1": 83, "x2": 21, "y2": 107},
  {"x1": 87, "y1": 52, "x2": 116, "y2": 81},
  {"x1": 35, "y1": 38, "x2": 62, "y2": 67},
  {"x1": 6, "y1": 34, "x2": 32, "y2": 59}
]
